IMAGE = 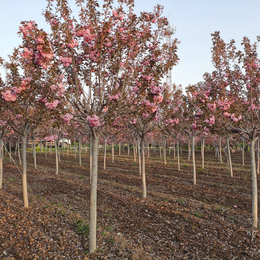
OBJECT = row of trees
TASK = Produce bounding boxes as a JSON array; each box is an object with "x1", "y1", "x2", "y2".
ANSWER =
[{"x1": 1, "y1": 0, "x2": 260, "y2": 253}]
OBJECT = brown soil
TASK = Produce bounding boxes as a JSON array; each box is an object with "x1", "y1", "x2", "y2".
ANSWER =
[{"x1": 0, "y1": 148, "x2": 260, "y2": 259}]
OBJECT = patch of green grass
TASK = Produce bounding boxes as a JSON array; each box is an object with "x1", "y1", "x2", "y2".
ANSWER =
[
  {"x1": 192, "y1": 212, "x2": 204, "y2": 218},
  {"x1": 79, "y1": 175, "x2": 85, "y2": 179},
  {"x1": 107, "y1": 237, "x2": 115, "y2": 244},
  {"x1": 106, "y1": 226, "x2": 112, "y2": 231},
  {"x1": 176, "y1": 198, "x2": 185, "y2": 206},
  {"x1": 75, "y1": 219, "x2": 89, "y2": 235},
  {"x1": 51, "y1": 201, "x2": 55, "y2": 205},
  {"x1": 57, "y1": 204, "x2": 62, "y2": 207},
  {"x1": 101, "y1": 232, "x2": 107, "y2": 236},
  {"x1": 228, "y1": 216, "x2": 236, "y2": 220}
]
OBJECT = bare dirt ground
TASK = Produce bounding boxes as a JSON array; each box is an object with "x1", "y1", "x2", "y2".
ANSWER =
[{"x1": 0, "y1": 147, "x2": 260, "y2": 259}]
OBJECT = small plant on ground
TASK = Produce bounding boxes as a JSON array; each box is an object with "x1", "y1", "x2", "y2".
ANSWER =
[
  {"x1": 193, "y1": 212, "x2": 204, "y2": 218},
  {"x1": 75, "y1": 219, "x2": 89, "y2": 235},
  {"x1": 176, "y1": 198, "x2": 185, "y2": 206}
]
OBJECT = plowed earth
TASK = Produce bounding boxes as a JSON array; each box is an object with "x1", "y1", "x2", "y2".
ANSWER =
[{"x1": 0, "y1": 148, "x2": 260, "y2": 259}]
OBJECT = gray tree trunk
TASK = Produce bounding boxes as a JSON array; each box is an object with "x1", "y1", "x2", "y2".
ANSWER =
[
  {"x1": 163, "y1": 139, "x2": 167, "y2": 165},
  {"x1": 33, "y1": 139, "x2": 37, "y2": 169},
  {"x1": 55, "y1": 140, "x2": 59, "y2": 175},
  {"x1": 250, "y1": 139, "x2": 258, "y2": 229},
  {"x1": 137, "y1": 138, "x2": 141, "y2": 176},
  {"x1": 79, "y1": 137, "x2": 82, "y2": 166},
  {"x1": 112, "y1": 141, "x2": 114, "y2": 163},
  {"x1": 89, "y1": 136, "x2": 93, "y2": 184},
  {"x1": 104, "y1": 138, "x2": 107, "y2": 170},
  {"x1": 18, "y1": 139, "x2": 22, "y2": 165},
  {"x1": 22, "y1": 134, "x2": 29, "y2": 208},
  {"x1": 192, "y1": 135, "x2": 196, "y2": 185},
  {"x1": 242, "y1": 138, "x2": 245, "y2": 166},
  {"x1": 201, "y1": 138, "x2": 205, "y2": 169},
  {"x1": 0, "y1": 139, "x2": 3, "y2": 189},
  {"x1": 177, "y1": 140, "x2": 180, "y2": 171},
  {"x1": 226, "y1": 138, "x2": 233, "y2": 177},
  {"x1": 257, "y1": 139, "x2": 259, "y2": 175},
  {"x1": 141, "y1": 138, "x2": 147, "y2": 199},
  {"x1": 188, "y1": 138, "x2": 191, "y2": 162},
  {"x1": 219, "y1": 137, "x2": 222, "y2": 163},
  {"x1": 89, "y1": 130, "x2": 99, "y2": 253}
]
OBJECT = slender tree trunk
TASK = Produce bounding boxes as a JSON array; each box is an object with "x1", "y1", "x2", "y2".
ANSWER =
[
  {"x1": 89, "y1": 130, "x2": 99, "y2": 253},
  {"x1": 192, "y1": 135, "x2": 196, "y2": 185},
  {"x1": 242, "y1": 138, "x2": 245, "y2": 166},
  {"x1": 250, "y1": 139, "x2": 258, "y2": 229},
  {"x1": 18, "y1": 139, "x2": 22, "y2": 165},
  {"x1": 127, "y1": 143, "x2": 130, "y2": 156},
  {"x1": 159, "y1": 144, "x2": 162, "y2": 158},
  {"x1": 15, "y1": 140, "x2": 17, "y2": 155},
  {"x1": 0, "y1": 139, "x2": 3, "y2": 189},
  {"x1": 104, "y1": 138, "x2": 107, "y2": 170},
  {"x1": 147, "y1": 143, "x2": 150, "y2": 159},
  {"x1": 112, "y1": 141, "x2": 114, "y2": 163},
  {"x1": 119, "y1": 142, "x2": 121, "y2": 156},
  {"x1": 90, "y1": 136, "x2": 93, "y2": 184},
  {"x1": 226, "y1": 138, "x2": 233, "y2": 177},
  {"x1": 79, "y1": 137, "x2": 82, "y2": 166},
  {"x1": 55, "y1": 140, "x2": 59, "y2": 175},
  {"x1": 163, "y1": 139, "x2": 167, "y2": 165},
  {"x1": 22, "y1": 134, "x2": 29, "y2": 208},
  {"x1": 45, "y1": 143, "x2": 47, "y2": 159},
  {"x1": 257, "y1": 139, "x2": 260, "y2": 175},
  {"x1": 201, "y1": 138, "x2": 205, "y2": 169},
  {"x1": 188, "y1": 138, "x2": 191, "y2": 162},
  {"x1": 9, "y1": 140, "x2": 11, "y2": 162},
  {"x1": 141, "y1": 138, "x2": 147, "y2": 199},
  {"x1": 133, "y1": 140, "x2": 136, "y2": 162},
  {"x1": 40, "y1": 140, "x2": 43, "y2": 153},
  {"x1": 219, "y1": 137, "x2": 222, "y2": 163},
  {"x1": 74, "y1": 139, "x2": 77, "y2": 159},
  {"x1": 173, "y1": 140, "x2": 176, "y2": 160},
  {"x1": 33, "y1": 139, "x2": 37, "y2": 169},
  {"x1": 177, "y1": 140, "x2": 180, "y2": 171},
  {"x1": 137, "y1": 138, "x2": 141, "y2": 176}
]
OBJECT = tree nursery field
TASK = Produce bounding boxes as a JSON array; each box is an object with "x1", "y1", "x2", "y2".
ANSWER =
[{"x1": 0, "y1": 147, "x2": 260, "y2": 260}]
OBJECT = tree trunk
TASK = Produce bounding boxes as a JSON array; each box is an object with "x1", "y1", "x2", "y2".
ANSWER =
[
  {"x1": 9, "y1": 140, "x2": 12, "y2": 162},
  {"x1": 89, "y1": 136, "x2": 93, "y2": 184},
  {"x1": 137, "y1": 138, "x2": 141, "y2": 176},
  {"x1": 219, "y1": 137, "x2": 222, "y2": 163},
  {"x1": 55, "y1": 140, "x2": 59, "y2": 175},
  {"x1": 250, "y1": 139, "x2": 258, "y2": 229},
  {"x1": 119, "y1": 142, "x2": 121, "y2": 156},
  {"x1": 89, "y1": 130, "x2": 99, "y2": 253},
  {"x1": 0, "y1": 139, "x2": 3, "y2": 189},
  {"x1": 173, "y1": 140, "x2": 176, "y2": 160},
  {"x1": 242, "y1": 138, "x2": 245, "y2": 166},
  {"x1": 33, "y1": 139, "x2": 37, "y2": 169},
  {"x1": 257, "y1": 139, "x2": 260, "y2": 175},
  {"x1": 112, "y1": 141, "x2": 114, "y2": 163},
  {"x1": 22, "y1": 134, "x2": 29, "y2": 208},
  {"x1": 141, "y1": 138, "x2": 147, "y2": 199},
  {"x1": 192, "y1": 135, "x2": 196, "y2": 185},
  {"x1": 201, "y1": 138, "x2": 205, "y2": 169},
  {"x1": 18, "y1": 139, "x2": 22, "y2": 165},
  {"x1": 127, "y1": 143, "x2": 130, "y2": 156},
  {"x1": 177, "y1": 140, "x2": 180, "y2": 171},
  {"x1": 147, "y1": 143, "x2": 150, "y2": 159},
  {"x1": 226, "y1": 138, "x2": 233, "y2": 177},
  {"x1": 133, "y1": 140, "x2": 136, "y2": 162},
  {"x1": 79, "y1": 137, "x2": 82, "y2": 166},
  {"x1": 163, "y1": 139, "x2": 167, "y2": 165},
  {"x1": 188, "y1": 138, "x2": 191, "y2": 162},
  {"x1": 104, "y1": 138, "x2": 107, "y2": 170},
  {"x1": 159, "y1": 145, "x2": 162, "y2": 158}
]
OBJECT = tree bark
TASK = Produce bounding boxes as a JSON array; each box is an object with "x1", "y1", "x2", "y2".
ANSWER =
[
  {"x1": 257, "y1": 139, "x2": 259, "y2": 175},
  {"x1": 226, "y1": 138, "x2": 233, "y2": 177},
  {"x1": 89, "y1": 135, "x2": 93, "y2": 184},
  {"x1": 9, "y1": 140, "x2": 12, "y2": 162},
  {"x1": 201, "y1": 138, "x2": 205, "y2": 169},
  {"x1": 112, "y1": 140, "x2": 114, "y2": 163},
  {"x1": 0, "y1": 139, "x2": 3, "y2": 189},
  {"x1": 141, "y1": 138, "x2": 147, "y2": 199},
  {"x1": 219, "y1": 136, "x2": 222, "y2": 163},
  {"x1": 133, "y1": 140, "x2": 136, "y2": 162},
  {"x1": 18, "y1": 139, "x2": 22, "y2": 165},
  {"x1": 137, "y1": 138, "x2": 141, "y2": 176},
  {"x1": 33, "y1": 138, "x2": 37, "y2": 169},
  {"x1": 104, "y1": 138, "x2": 107, "y2": 170},
  {"x1": 242, "y1": 138, "x2": 245, "y2": 166},
  {"x1": 79, "y1": 137, "x2": 82, "y2": 166},
  {"x1": 55, "y1": 140, "x2": 59, "y2": 175},
  {"x1": 89, "y1": 130, "x2": 99, "y2": 253},
  {"x1": 177, "y1": 140, "x2": 180, "y2": 171},
  {"x1": 163, "y1": 139, "x2": 167, "y2": 165},
  {"x1": 192, "y1": 135, "x2": 196, "y2": 185},
  {"x1": 22, "y1": 134, "x2": 29, "y2": 208},
  {"x1": 188, "y1": 138, "x2": 191, "y2": 162},
  {"x1": 250, "y1": 139, "x2": 258, "y2": 229}
]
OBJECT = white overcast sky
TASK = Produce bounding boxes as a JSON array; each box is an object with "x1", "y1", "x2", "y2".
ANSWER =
[{"x1": 0, "y1": 0, "x2": 260, "y2": 88}]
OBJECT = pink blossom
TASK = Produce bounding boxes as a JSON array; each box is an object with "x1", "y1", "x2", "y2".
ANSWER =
[
  {"x1": 59, "y1": 56, "x2": 72, "y2": 67},
  {"x1": 207, "y1": 103, "x2": 216, "y2": 111},
  {"x1": 108, "y1": 94, "x2": 120, "y2": 101},
  {"x1": 102, "y1": 107, "x2": 108, "y2": 113},
  {"x1": 87, "y1": 114, "x2": 100, "y2": 127},
  {"x1": 223, "y1": 112, "x2": 231, "y2": 117},
  {"x1": 205, "y1": 115, "x2": 215, "y2": 126},
  {"x1": 130, "y1": 119, "x2": 136, "y2": 124},
  {"x1": 2, "y1": 90, "x2": 17, "y2": 102},
  {"x1": 61, "y1": 113, "x2": 73, "y2": 124},
  {"x1": 44, "y1": 135, "x2": 58, "y2": 141},
  {"x1": 153, "y1": 94, "x2": 163, "y2": 103},
  {"x1": 112, "y1": 10, "x2": 118, "y2": 17},
  {"x1": 142, "y1": 112, "x2": 149, "y2": 118},
  {"x1": 45, "y1": 100, "x2": 60, "y2": 109}
]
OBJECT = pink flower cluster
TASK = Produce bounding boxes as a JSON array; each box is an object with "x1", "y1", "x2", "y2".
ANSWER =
[
  {"x1": 153, "y1": 94, "x2": 163, "y2": 103},
  {"x1": 230, "y1": 113, "x2": 242, "y2": 122},
  {"x1": 61, "y1": 113, "x2": 73, "y2": 124},
  {"x1": 19, "y1": 21, "x2": 34, "y2": 37},
  {"x1": 218, "y1": 99, "x2": 232, "y2": 111},
  {"x1": 0, "y1": 120, "x2": 7, "y2": 126},
  {"x1": 207, "y1": 103, "x2": 216, "y2": 111},
  {"x1": 59, "y1": 56, "x2": 72, "y2": 67},
  {"x1": 142, "y1": 112, "x2": 149, "y2": 118},
  {"x1": 191, "y1": 121, "x2": 201, "y2": 131},
  {"x1": 2, "y1": 90, "x2": 17, "y2": 102},
  {"x1": 130, "y1": 119, "x2": 136, "y2": 125},
  {"x1": 20, "y1": 47, "x2": 33, "y2": 60},
  {"x1": 164, "y1": 118, "x2": 179, "y2": 126},
  {"x1": 205, "y1": 115, "x2": 215, "y2": 126},
  {"x1": 45, "y1": 100, "x2": 60, "y2": 109},
  {"x1": 87, "y1": 114, "x2": 100, "y2": 127},
  {"x1": 44, "y1": 135, "x2": 58, "y2": 141},
  {"x1": 108, "y1": 94, "x2": 120, "y2": 101},
  {"x1": 67, "y1": 38, "x2": 78, "y2": 48},
  {"x1": 150, "y1": 82, "x2": 163, "y2": 94}
]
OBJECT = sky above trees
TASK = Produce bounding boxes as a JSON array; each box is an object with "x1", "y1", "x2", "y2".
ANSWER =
[{"x1": 0, "y1": 0, "x2": 260, "y2": 88}]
